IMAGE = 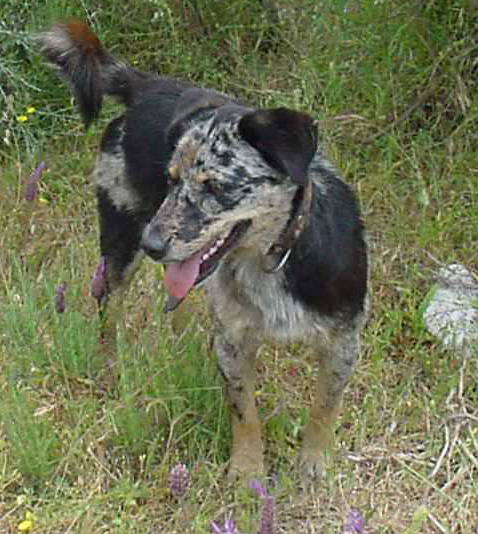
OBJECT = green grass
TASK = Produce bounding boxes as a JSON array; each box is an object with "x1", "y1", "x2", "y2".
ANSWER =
[{"x1": 1, "y1": 0, "x2": 478, "y2": 532}]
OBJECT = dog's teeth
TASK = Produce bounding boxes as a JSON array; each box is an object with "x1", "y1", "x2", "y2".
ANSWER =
[{"x1": 201, "y1": 236, "x2": 228, "y2": 264}]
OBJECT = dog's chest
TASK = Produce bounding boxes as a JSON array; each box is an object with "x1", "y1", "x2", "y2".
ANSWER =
[{"x1": 206, "y1": 257, "x2": 319, "y2": 343}]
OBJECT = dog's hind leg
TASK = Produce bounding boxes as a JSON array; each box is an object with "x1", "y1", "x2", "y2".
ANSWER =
[
  {"x1": 91, "y1": 117, "x2": 151, "y2": 388},
  {"x1": 299, "y1": 325, "x2": 361, "y2": 485},
  {"x1": 213, "y1": 321, "x2": 264, "y2": 481},
  {"x1": 91, "y1": 112, "x2": 169, "y2": 388},
  {"x1": 94, "y1": 187, "x2": 145, "y2": 388}
]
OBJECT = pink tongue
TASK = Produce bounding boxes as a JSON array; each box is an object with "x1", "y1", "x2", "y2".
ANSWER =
[{"x1": 163, "y1": 251, "x2": 203, "y2": 299}]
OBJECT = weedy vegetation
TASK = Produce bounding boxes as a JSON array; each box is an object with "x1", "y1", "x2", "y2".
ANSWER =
[{"x1": 1, "y1": 0, "x2": 477, "y2": 532}]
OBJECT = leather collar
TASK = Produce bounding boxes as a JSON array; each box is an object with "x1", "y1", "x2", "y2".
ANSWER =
[{"x1": 262, "y1": 179, "x2": 313, "y2": 273}]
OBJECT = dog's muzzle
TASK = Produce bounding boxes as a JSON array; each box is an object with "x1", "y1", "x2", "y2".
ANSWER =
[{"x1": 141, "y1": 226, "x2": 168, "y2": 261}]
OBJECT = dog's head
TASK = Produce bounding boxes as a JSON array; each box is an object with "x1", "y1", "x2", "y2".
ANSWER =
[{"x1": 141, "y1": 89, "x2": 317, "y2": 306}]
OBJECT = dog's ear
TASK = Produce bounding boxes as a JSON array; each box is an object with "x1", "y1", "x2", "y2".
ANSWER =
[
  {"x1": 238, "y1": 108, "x2": 317, "y2": 186},
  {"x1": 167, "y1": 88, "x2": 231, "y2": 148}
]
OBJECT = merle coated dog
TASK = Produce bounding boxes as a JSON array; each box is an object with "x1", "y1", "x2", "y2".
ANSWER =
[{"x1": 37, "y1": 20, "x2": 368, "y2": 484}]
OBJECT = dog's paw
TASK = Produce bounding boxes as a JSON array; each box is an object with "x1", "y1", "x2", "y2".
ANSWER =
[
  {"x1": 94, "y1": 342, "x2": 119, "y2": 393},
  {"x1": 227, "y1": 450, "x2": 264, "y2": 485},
  {"x1": 97, "y1": 366, "x2": 119, "y2": 394},
  {"x1": 298, "y1": 448, "x2": 326, "y2": 488}
]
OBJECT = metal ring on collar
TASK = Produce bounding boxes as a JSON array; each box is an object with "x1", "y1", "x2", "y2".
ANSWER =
[{"x1": 262, "y1": 247, "x2": 292, "y2": 274}]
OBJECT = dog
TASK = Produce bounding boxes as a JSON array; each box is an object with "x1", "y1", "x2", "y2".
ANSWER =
[{"x1": 37, "y1": 20, "x2": 368, "y2": 484}]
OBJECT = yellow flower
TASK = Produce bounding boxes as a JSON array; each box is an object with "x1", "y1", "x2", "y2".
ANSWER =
[
  {"x1": 17, "y1": 115, "x2": 28, "y2": 123},
  {"x1": 27, "y1": 107, "x2": 36, "y2": 114},
  {"x1": 18, "y1": 511, "x2": 35, "y2": 531}
]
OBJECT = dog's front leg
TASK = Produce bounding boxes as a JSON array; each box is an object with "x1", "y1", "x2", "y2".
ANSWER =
[
  {"x1": 300, "y1": 327, "x2": 361, "y2": 485},
  {"x1": 214, "y1": 326, "x2": 263, "y2": 481}
]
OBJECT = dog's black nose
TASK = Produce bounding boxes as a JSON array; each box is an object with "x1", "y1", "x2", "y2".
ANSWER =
[{"x1": 141, "y1": 226, "x2": 168, "y2": 261}]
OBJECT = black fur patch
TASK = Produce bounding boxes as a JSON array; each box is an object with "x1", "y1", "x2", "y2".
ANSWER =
[
  {"x1": 100, "y1": 115, "x2": 125, "y2": 154},
  {"x1": 96, "y1": 187, "x2": 144, "y2": 279},
  {"x1": 122, "y1": 85, "x2": 185, "y2": 211},
  {"x1": 284, "y1": 166, "x2": 367, "y2": 318},
  {"x1": 214, "y1": 148, "x2": 234, "y2": 167},
  {"x1": 238, "y1": 108, "x2": 318, "y2": 185}
]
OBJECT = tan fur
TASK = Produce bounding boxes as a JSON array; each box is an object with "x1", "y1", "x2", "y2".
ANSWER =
[
  {"x1": 168, "y1": 136, "x2": 200, "y2": 182},
  {"x1": 228, "y1": 352, "x2": 264, "y2": 478}
]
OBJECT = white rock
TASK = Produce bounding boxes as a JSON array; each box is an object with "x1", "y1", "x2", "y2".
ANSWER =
[{"x1": 423, "y1": 264, "x2": 478, "y2": 356}]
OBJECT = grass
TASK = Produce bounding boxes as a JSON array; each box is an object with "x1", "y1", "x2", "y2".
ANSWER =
[{"x1": 1, "y1": 0, "x2": 478, "y2": 532}]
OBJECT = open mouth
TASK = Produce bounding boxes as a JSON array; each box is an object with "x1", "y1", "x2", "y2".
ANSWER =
[{"x1": 163, "y1": 220, "x2": 250, "y2": 311}]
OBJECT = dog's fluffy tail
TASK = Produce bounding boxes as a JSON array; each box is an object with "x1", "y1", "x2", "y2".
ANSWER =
[{"x1": 36, "y1": 19, "x2": 153, "y2": 127}]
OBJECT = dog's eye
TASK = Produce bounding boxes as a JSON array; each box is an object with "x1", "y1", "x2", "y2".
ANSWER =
[{"x1": 203, "y1": 179, "x2": 222, "y2": 196}]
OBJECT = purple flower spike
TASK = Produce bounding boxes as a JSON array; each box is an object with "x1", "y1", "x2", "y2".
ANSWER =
[
  {"x1": 250, "y1": 479, "x2": 268, "y2": 499},
  {"x1": 54, "y1": 282, "x2": 67, "y2": 314},
  {"x1": 91, "y1": 256, "x2": 107, "y2": 304},
  {"x1": 168, "y1": 463, "x2": 190, "y2": 499},
  {"x1": 259, "y1": 496, "x2": 274, "y2": 534},
  {"x1": 250, "y1": 479, "x2": 275, "y2": 534},
  {"x1": 211, "y1": 518, "x2": 240, "y2": 534},
  {"x1": 25, "y1": 161, "x2": 46, "y2": 202},
  {"x1": 343, "y1": 509, "x2": 365, "y2": 533}
]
